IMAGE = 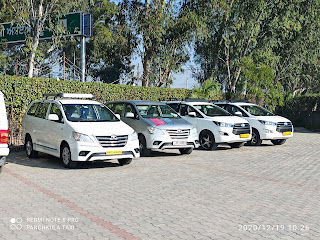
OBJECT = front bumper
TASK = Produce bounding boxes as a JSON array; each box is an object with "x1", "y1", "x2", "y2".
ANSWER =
[
  {"x1": 260, "y1": 127, "x2": 294, "y2": 140},
  {"x1": 145, "y1": 132, "x2": 199, "y2": 150},
  {"x1": 69, "y1": 140, "x2": 140, "y2": 162},
  {"x1": 215, "y1": 128, "x2": 252, "y2": 143}
]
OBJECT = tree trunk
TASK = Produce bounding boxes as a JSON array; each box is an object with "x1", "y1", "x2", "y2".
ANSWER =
[
  {"x1": 28, "y1": 38, "x2": 39, "y2": 78},
  {"x1": 142, "y1": 50, "x2": 151, "y2": 86},
  {"x1": 27, "y1": 3, "x2": 44, "y2": 78}
]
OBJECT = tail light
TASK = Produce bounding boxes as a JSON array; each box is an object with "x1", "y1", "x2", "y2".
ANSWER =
[{"x1": 0, "y1": 130, "x2": 9, "y2": 144}]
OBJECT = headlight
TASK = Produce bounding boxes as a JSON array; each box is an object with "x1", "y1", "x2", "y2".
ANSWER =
[
  {"x1": 213, "y1": 121, "x2": 234, "y2": 128},
  {"x1": 73, "y1": 132, "x2": 94, "y2": 143},
  {"x1": 129, "y1": 131, "x2": 138, "y2": 141},
  {"x1": 147, "y1": 126, "x2": 165, "y2": 135},
  {"x1": 191, "y1": 126, "x2": 198, "y2": 134},
  {"x1": 259, "y1": 120, "x2": 277, "y2": 126}
]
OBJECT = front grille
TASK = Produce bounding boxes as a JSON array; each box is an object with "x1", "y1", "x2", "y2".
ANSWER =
[
  {"x1": 166, "y1": 129, "x2": 190, "y2": 139},
  {"x1": 276, "y1": 122, "x2": 293, "y2": 133},
  {"x1": 232, "y1": 123, "x2": 250, "y2": 135},
  {"x1": 96, "y1": 135, "x2": 128, "y2": 148}
]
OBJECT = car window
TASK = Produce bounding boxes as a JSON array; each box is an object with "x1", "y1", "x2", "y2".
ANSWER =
[
  {"x1": 27, "y1": 102, "x2": 40, "y2": 116},
  {"x1": 108, "y1": 103, "x2": 124, "y2": 117},
  {"x1": 49, "y1": 103, "x2": 64, "y2": 122},
  {"x1": 34, "y1": 102, "x2": 50, "y2": 119},
  {"x1": 63, "y1": 104, "x2": 119, "y2": 122},
  {"x1": 194, "y1": 104, "x2": 231, "y2": 117},
  {"x1": 180, "y1": 104, "x2": 202, "y2": 118},
  {"x1": 240, "y1": 105, "x2": 274, "y2": 116},
  {"x1": 136, "y1": 104, "x2": 180, "y2": 119},
  {"x1": 168, "y1": 103, "x2": 179, "y2": 112},
  {"x1": 224, "y1": 105, "x2": 248, "y2": 117},
  {"x1": 124, "y1": 104, "x2": 138, "y2": 118}
]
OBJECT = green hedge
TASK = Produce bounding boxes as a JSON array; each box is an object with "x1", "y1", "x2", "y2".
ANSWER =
[
  {"x1": 0, "y1": 74, "x2": 191, "y2": 128},
  {"x1": 277, "y1": 94, "x2": 320, "y2": 129}
]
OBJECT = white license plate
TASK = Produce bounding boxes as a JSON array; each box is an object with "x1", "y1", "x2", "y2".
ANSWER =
[{"x1": 173, "y1": 141, "x2": 187, "y2": 146}]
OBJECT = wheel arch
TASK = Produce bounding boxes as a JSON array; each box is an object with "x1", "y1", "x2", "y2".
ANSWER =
[{"x1": 60, "y1": 140, "x2": 70, "y2": 157}]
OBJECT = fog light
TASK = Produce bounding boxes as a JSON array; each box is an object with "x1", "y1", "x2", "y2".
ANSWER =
[
  {"x1": 134, "y1": 148, "x2": 140, "y2": 153},
  {"x1": 79, "y1": 151, "x2": 90, "y2": 156},
  {"x1": 153, "y1": 141, "x2": 161, "y2": 145},
  {"x1": 219, "y1": 131, "x2": 229, "y2": 136}
]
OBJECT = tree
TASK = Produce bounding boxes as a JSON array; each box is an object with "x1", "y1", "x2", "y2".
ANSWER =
[
  {"x1": 6, "y1": 0, "x2": 84, "y2": 78},
  {"x1": 193, "y1": 0, "x2": 320, "y2": 97},
  {"x1": 191, "y1": 78, "x2": 222, "y2": 100},
  {"x1": 124, "y1": 0, "x2": 203, "y2": 87}
]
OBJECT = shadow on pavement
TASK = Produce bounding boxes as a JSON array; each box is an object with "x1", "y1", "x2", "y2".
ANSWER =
[{"x1": 7, "y1": 151, "x2": 122, "y2": 170}]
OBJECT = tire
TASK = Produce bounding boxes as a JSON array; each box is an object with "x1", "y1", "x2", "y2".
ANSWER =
[
  {"x1": 248, "y1": 129, "x2": 262, "y2": 146},
  {"x1": 61, "y1": 144, "x2": 77, "y2": 168},
  {"x1": 179, "y1": 148, "x2": 193, "y2": 155},
  {"x1": 229, "y1": 142, "x2": 245, "y2": 148},
  {"x1": 25, "y1": 136, "x2": 38, "y2": 158},
  {"x1": 199, "y1": 131, "x2": 217, "y2": 150},
  {"x1": 271, "y1": 139, "x2": 286, "y2": 145},
  {"x1": 138, "y1": 135, "x2": 151, "y2": 157},
  {"x1": 118, "y1": 158, "x2": 132, "y2": 166}
]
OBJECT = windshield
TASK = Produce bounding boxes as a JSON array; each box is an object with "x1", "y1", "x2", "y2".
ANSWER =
[
  {"x1": 240, "y1": 105, "x2": 274, "y2": 116},
  {"x1": 194, "y1": 104, "x2": 231, "y2": 117},
  {"x1": 136, "y1": 104, "x2": 180, "y2": 119},
  {"x1": 62, "y1": 104, "x2": 119, "y2": 122}
]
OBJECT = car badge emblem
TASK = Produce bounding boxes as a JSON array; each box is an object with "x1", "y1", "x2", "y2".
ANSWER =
[
  {"x1": 111, "y1": 135, "x2": 117, "y2": 140},
  {"x1": 241, "y1": 123, "x2": 245, "y2": 127},
  {"x1": 177, "y1": 129, "x2": 182, "y2": 133},
  {"x1": 284, "y1": 122, "x2": 288, "y2": 125}
]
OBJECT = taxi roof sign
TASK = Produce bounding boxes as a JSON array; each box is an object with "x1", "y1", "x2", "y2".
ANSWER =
[{"x1": 44, "y1": 93, "x2": 95, "y2": 99}]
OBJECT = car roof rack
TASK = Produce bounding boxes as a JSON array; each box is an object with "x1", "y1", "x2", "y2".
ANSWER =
[
  {"x1": 43, "y1": 93, "x2": 95, "y2": 100},
  {"x1": 184, "y1": 99, "x2": 207, "y2": 102}
]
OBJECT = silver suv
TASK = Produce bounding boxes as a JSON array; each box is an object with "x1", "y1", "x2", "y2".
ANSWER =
[{"x1": 107, "y1": 100, "x2": 199, "y2": 156}]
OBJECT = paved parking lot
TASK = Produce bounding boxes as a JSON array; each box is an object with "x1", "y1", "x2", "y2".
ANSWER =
[{"x1": 1, "y1": 129, "x2": 320, "y2": 240}]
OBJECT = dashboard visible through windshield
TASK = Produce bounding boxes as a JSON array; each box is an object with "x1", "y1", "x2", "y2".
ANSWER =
[
  {"x1": 194, "y1": 104, "x2": 232, "y2": 117},
  {"x1": 136, "y1": 104, "x2": 180, "y2": 119}
]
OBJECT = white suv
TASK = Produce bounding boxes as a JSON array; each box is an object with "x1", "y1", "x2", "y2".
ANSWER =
[
  {"x1": 215, "y1": 101, "x2": 293, "y2": 146},
  {"x1": 22, "y1": 93, "x2": 140, "y2": 168},
  {"x1": 0, "y1": 91, "x2": 9, "y2": 173},
  {"x1": 167, "y1": 100, "x2": 251, "y2": 150}
]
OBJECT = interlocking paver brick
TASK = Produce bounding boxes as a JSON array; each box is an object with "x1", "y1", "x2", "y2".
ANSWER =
[{"x1": 0, "y1": 130, "x2": 320, "y2": 239}]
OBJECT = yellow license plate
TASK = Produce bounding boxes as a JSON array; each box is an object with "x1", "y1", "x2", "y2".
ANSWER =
[
  {"x1": 240, "y1": 133, "x2": 250, "y2": 138},
  {"x1": 283, "y1": 132, "x2": 292, "y2": 136},
  {"x1": 106, "y1": 150, "x2": 122, "y2": 155}
]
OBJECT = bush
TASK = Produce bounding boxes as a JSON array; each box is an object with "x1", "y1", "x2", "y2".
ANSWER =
[
  {"x1": 0, "y1": 74, "x2": 191, "y2": 130},
  {"x1": 277, "y1": 94, "x2": 320, "y2": 128}
]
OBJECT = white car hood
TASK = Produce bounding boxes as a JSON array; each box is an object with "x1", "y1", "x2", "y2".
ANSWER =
[
  {"x1": 206, "y1": 116, "x2": 249, "y2": 124},
  {"x1": 68, "y1": 121, "x2": 134, "y2": 136},
  {"x1": 255, "y1": 116, "x2": 291, "y2": 123}
]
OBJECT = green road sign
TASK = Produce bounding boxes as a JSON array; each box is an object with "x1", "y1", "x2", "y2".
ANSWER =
[{"x1": 0, "y1": 12, "x2": 92, "y2": 44}]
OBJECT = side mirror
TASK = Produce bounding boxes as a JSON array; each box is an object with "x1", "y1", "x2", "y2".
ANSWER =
[
  {"x1": 125, "y1": 112, "x2": 135, "y2": 118},
  {"x1": 188, "y1": 112, "x2": 197, "y2": 117},
  {"x1": 48, "y1": 114, "x2": 60, "y2": 122},
  {"x1": 234, "y1": 111, "x2": 243, "y2": 117},
  {"x1": 115, "y1": 114, "x2": 121, "y2": 119}
]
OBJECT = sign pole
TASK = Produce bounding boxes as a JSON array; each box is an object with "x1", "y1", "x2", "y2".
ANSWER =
[{"x1": 81, "y1": 36, "x2": 86, "y2": 82}]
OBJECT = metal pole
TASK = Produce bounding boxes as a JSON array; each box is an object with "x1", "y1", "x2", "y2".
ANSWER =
[
  {"x1": 81, "y1": 36, "x2": 86, "y2": 82},
  {"x1": 63, "y1": 52, "x2": 66, "y2": 81},
  {"x1": 186, "y1": 71, "x2": 188, "y2": 89}
]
